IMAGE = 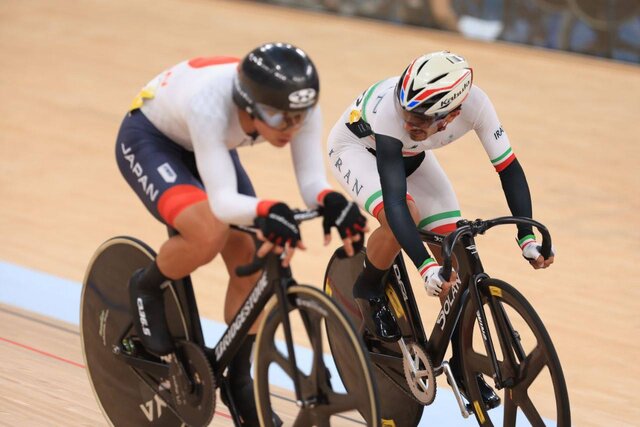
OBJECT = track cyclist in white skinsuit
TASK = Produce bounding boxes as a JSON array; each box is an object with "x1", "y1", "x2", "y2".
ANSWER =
[
  {"x1": 116, "y1": 42, "x2": 367, "y2": 426},
  {"x1": 327, "y1": 50, "x2": 554, "y2": 411}
]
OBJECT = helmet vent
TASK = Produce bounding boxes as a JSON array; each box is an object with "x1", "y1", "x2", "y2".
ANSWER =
[
  {"x1": 427, "y1": 74, "x2": 447, "y2": 84},
  {"x1": 421, "y1": 93, "x2": 447, "y2": 110},
  {"x1": 415, "y1": 59, "x2": 430, "y2": 75}
]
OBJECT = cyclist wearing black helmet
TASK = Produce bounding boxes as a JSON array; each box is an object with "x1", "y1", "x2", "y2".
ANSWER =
[{"x1": 115, "y1": 42, "x2": 367, "y2": 425}]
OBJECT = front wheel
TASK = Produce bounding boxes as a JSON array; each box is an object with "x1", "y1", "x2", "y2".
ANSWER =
[
  {"x1": 459, "y1": 278, "x2": 571, "y2": 426},
  {"x1": 254, "y1": 285, "x2": 380, "y2": 426}
]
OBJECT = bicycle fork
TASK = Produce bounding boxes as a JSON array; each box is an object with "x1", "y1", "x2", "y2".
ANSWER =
[
  {"x1": 471, "y1": 275, "x2": 505, "y2": 389},
  {"x1": 274, "y1": 271, "x2": 326, "y2": 410},
  {"x1": 274, "y1": 274, "x2": 306, "y2": 405}
]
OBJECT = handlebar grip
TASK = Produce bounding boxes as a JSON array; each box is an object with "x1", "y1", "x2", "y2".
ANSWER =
[
  {"x1": 441, "y1": 263, "x2": 452, "y2": 282},
  {"x1": 439, "y1": 225, "x2": 466, "y2": 282},
  {"x1": 235, "y1": 254, "x2": 267, "y2": 277},
  {"x1": 538, "y1": 227, "x2": 552, "y2": 259}
]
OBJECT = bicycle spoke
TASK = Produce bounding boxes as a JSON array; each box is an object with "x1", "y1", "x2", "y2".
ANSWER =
[
  {"x1": 296, "y1": 409, "x2": 330, "y2": 427},
  {"x1": 519, "y1": 393, "x2": 546, "y2": 427},
  {"x1": 503, "y1": 389, "x2": 518, "y2": 427},
  {"x1": 303, "y1": 393, "x2": 358, "y2": 425},
  {"x1": 519, "y1": 345, "x2": 546, "y2": 389},
  {"x1": 325, "y1": 391, "x2": 360, "y2": 413},
  {"x1": 272, "y1": 346, "x2": 307, "y2": 381},
  {"x1": 292, "y1": 409, "x2": 314, "y2": 427}
]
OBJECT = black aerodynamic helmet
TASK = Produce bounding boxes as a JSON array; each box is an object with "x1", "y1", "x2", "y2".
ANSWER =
[{"x1": 233, "y1": 42, "x2": 320, "y2": 118}]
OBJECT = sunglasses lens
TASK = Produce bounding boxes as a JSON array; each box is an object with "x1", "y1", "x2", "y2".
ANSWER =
[
  {"x1": 402, "y1": 111, "x2": 432, "y2": 125},
  {"x1": 403, "y1": 106, "x2": 460, "y2": 123},
  {"x1": 255, "y1": 104, "x2": 310, "y2": 130}
]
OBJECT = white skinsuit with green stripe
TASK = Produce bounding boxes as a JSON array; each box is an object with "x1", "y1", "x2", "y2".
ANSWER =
[{"x1": 327, "y1": 77, "x2": 515, "y2": 233}]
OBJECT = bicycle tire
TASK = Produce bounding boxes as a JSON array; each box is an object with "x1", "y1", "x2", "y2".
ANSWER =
[
  {"x1": 80, "y1": 236, "x2": 200, "y2": 426},
  {"x1": 459, "y1": 278, "x2": 571, "y2": 427},
  {"x1": 324, "y1": 250, "x2": 424, "y2": 426},
  {"x1": 254, "y1": 284, "x2": 380, "y2": 427}
]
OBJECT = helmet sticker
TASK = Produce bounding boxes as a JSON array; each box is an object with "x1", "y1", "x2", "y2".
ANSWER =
[
  {"x1": 439, "y1": 77, "x2": 472, "y2": 109},
  {"x1": 288, "y1": 88, "x2": 317, "y2": 108}
]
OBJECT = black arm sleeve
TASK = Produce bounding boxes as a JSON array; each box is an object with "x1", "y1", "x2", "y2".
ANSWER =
[
  {"x1": 375, "y1": 134, "x2": 431, "y2": 269},
  {"x1": 498, "y1": 158, "x2": 534, "y2": 239}
]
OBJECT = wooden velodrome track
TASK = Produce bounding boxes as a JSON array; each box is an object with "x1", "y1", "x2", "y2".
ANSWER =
[{"x1": 1, "y1": 0, "x2": 638, "y2": 425}]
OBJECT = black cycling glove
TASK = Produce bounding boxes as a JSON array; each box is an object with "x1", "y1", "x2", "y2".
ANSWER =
[
  {"x1": 257, "y1": 202, "x2": 301, "y2": 247},
  {"x1": 322, "y1": 192, "x2": 367, "y2": 239}
]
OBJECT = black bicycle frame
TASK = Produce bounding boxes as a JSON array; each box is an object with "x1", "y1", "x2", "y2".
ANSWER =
[
  {"x1": 163, "y1": 225, "x2": 306, "y2": 386},
  {"x1": 199, "y1": 210, "x2": 321, "y2": 400},
  {"x1": 386, "y1": 217, "x2": 552, "y2": 374},
  {"x1": 208, "y1": 253, "x2": 283, "y2": 375},
  {"x1": 384, "y1": 230, "x2": 475, "y2": 368}
]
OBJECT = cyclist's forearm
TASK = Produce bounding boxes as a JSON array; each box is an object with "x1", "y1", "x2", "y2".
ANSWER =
[
  {"x1": 498, "y1": 158, "x2": 534, "y2": 238},
  {"x1": 375, "y1": 134, "x2": 431, "y2": 268},
  {"x1": 384, "y1": 202, "x2": 431, "y2": 267}
]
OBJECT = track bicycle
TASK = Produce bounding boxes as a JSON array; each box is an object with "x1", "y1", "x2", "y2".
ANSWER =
[
  {"x1": 324, "y1": 216, "x2": 570, "y2": 426},
  {"x1": 81, "y1": 209, "x2": 380, "y2": 426}
]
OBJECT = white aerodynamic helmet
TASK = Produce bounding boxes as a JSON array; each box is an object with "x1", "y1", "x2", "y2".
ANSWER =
[{"x1": 396, "y1": 51, "x2": 473, "y2": 117}]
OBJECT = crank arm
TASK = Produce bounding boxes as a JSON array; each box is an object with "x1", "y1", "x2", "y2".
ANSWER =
[{"x1": 441, "y1": 361, "x2": 471, "y2": 419}]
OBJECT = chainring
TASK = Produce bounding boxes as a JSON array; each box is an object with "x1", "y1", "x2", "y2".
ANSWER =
[
  {"x1": 402, "y1": 342, "x2": 437, "y2": 405},
  {"x1": 168, "y1": 341, "x2": 216, "y2": 427}
]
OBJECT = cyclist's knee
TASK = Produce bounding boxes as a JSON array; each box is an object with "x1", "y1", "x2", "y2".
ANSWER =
[
  {"x1": 223, "y1": 229, "x2": 255, "y2": 267},
  {"x1": 375, "y1": 202, "x2": 421, "y2": 234},
  {"x1": 174, "y1": 201, "x2": 229, "y2": 263}
]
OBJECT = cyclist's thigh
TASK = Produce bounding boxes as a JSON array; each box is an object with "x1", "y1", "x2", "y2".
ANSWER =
[
  {"x1": 407, "y1": 151, "x2": 462, "y2": 233},
  {"x1": 115, "y1": 110, "x2": 207, "y2": 226},
  {"x1": 327, "y1": 126, "x2": 384, "y2": 218}
]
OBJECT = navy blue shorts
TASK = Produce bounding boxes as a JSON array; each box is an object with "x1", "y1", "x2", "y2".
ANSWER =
[{"x1": 115, "y1": 110, "x2": 255, "y2": 226}]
